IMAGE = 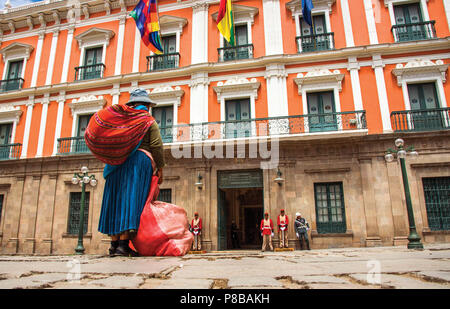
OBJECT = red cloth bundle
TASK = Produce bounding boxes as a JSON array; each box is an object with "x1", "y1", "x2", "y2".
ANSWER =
[
  {"x1": 131, "y1": 149, "x2": 193, "y2": 256},
  {"x1": 84, "y1": 104, "x2": 155, "y2": 165}
]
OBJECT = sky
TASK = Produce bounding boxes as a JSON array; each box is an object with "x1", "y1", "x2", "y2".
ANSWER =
[{"x1": 1, "y1": 0, "x2": 43, "y2": 9}]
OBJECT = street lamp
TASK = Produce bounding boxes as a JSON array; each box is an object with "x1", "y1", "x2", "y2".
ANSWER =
[
  {"x1": 385, "y1": 138, "x2": 423, "y2": 250},
  {"x1": 71, "y1": 166, "x2": 97, "y2": 255}
]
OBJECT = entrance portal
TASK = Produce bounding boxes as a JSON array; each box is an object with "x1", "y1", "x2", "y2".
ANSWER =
[{"x1": 217, "y1": 170, "x2": 264, "y2": 250}]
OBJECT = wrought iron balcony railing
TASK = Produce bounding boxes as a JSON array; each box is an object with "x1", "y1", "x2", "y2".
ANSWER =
[
  {"x1": 391, "y1": 108, "x2": 450, "y2": 132},
  {"x1": 0, "y1": 78, "x2": 24, "y2": 92},
  {"x1": 57, "y1": 137, "x2": 90, "y2": 155},
  {"x1": 0, "y1": 143, "x2": 22, "y2": 160},
  {"x1": 296, "y1": 32, "x2": 334, "y2": 53},
  {"x1": 391, "y1": 21, "x2": 436, "y2": 42},
  {"x1": 158, "y1": 110, "x2": 366, "y2": 144},
  {"x1": 218, "y1": 44, "x2": 254, "y2": 62},
  {"x1": 147, "y1": 53, "x2": 180, "y2": 71},
  {"x1": 74, "y1": 63, "x2": 105, "y2": 81}
]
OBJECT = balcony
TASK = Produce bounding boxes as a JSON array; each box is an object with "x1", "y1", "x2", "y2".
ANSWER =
[
  {"x1": 0, "y1": 78, "x2": 24, "y2": 92},
  {"x1": 218, "y1": 44, "x2": 254, "y2": 62},
  {"x1": 296, "y1": 33, "x2": 334, "y2": 53},
  {"x1": 159, "y1": 110, "x2": 366, "y2": 143},
  {"x1": 391, "y1": 21, "x2": 436, "y2": 42},
  {"x1": 391, "y1": 108, "x2": 450, "y2": 132},
  {"x1": 57, "y1": 137, "x2": 90, "y2": 155},
  {"x1": 0, "y1": 143, "x2": 22, "y2": 160},
  {"x1": 147, "y1": 53, "x2": 180, "y2": 72},
  {"x1": 74, "y1": 64, "x2": 105, "y2": 81}
]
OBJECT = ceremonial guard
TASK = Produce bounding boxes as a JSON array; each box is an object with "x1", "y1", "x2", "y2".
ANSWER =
[
  {"x1": 260, "y1": 212, "x2": 274, "y2": 252},
  {"x1": 277, "y1": 209, "x2": 289, "y2": 248},
  {"x1": 294, "y1": 213, "x2": 310, "y2": 250},
  {"x1": 191, "y1": 212, "x2": 202, "y2": 251}
]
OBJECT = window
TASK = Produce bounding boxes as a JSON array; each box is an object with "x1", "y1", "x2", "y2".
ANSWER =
[
  {"x1": 0, "y1": 194, "x2": 4, "y2": 223},
  {"x1": 153, "y1": 106, "x2": 173, "y2": 143},
  {"x1": 225, "y1": 99, "x2": 251, "y2": 138},
  {"x1": 77, "y1": 47, "x2": 104, "y2": 80},
  {"x1": 423, "y1": 177, "x2": 450, "y2": 231},
  {"x1": 307, "y1": 91, "x2": 337, "y2": 132},
  {"x1": 148, "y1": 35, "x2": 179, "y2": 71},
  {"x1": 0, "y1": 42, "x2": 33, "y2": 92},
  {"x1": 392, "y1": 2, "x2": 435, "y2": 42},
  {"x1": 3, "y1": 60, "x2": 24, "y2": 91},
  {"x1": 314, "y1": 182, "x2": 346, "y2": 234},
  {"x1": 298, "y1": 14, "x2": 334, "y2": 52},
  {"x1": 157, "y1": 189, "x2": 172, "y2": 204},
  {"x1": 67, "y1": 192, "x2": 90, "y2": 235},
  {"x1": 407, "y1": 83, "x2": 445, "y2": 131},
  {"x1": 0, "y1": 123, "x2": 13, "y2": 160},
  {"x1": 219, "y1": 25, "x2": 253, "y2": 61}
]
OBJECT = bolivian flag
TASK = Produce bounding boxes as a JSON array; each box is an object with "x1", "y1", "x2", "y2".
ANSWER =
[{"x1": 216, "y1": 0, "x2": 235, "y2": 46}]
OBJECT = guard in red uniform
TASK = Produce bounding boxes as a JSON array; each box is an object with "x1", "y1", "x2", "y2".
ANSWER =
[
  {"x1": 260, "y1": 212, "x2": 274, "y2": 252},
  {"x1": 277, "y1": 209, "x2": 289, "y2": 248},
  {"x1": 191, "y1": 212, "x2": 202, "y2": 251}
]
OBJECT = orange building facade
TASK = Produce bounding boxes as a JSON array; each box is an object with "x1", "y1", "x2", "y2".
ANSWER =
[{"x1": 0, "y1": 0, "x2": 449, "y2": 254}]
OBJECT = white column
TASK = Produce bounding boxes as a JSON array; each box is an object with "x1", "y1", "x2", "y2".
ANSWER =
[
  {"x1": 265, "y1": 64, "x2": 289, "y2": 135},
  {"x1": 21, "y1": 97, "x2": 34, "y2": 159},
  {"x1": 372, "y1": 55, "x2": 392, "y2": 132},
  {"x1": 363, "y1": 0, "x2": 379, "y2": 45},
  {"x1": 348, "y1": 57, "x2": 363, "y2": 111},
  {"x1": 444, "y1": 0, "x2": 450, "y2": 31},
  {"x1": 60, "y1": 26, "x2": 74, "y2": 83},
  {"x1": 115, "y1": 15, "x2": 126, "y2": 76},
  {"x1": 46, "y1": 30, "x2": 59, "y2": 85},
  {"x1": 52, "y1": 92, "x2": 65, "y2": 155},
  {"x1": 191, "y1": 2, "x2": 209, "y2": 64},
  {"x1": 420, "y1": 0, "x2": 430, "y2": 21},
  {"x1": 112, "y1": 84, "x2": 120, "y2": 105},
  {"x1": 36, "y1": 96, "x2": 50, "y2": 157},
  {"x1": 340, "y1": 0, "x2": 355, "y2": 47},
  {"x1": 262, "y1": 0, "x2": 284, "y2": 55},
  {"x1": 189, "y1": 72, "x2": 209, "y2": 124},
  {"x1": 133, "y1": 25, "x2": 141, "y2": 73},
  {"x1": 30, "y1": 32, "x2": 45, "y2": 87}
]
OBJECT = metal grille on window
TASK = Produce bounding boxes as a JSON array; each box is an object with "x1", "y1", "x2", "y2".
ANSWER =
[
  {"x1": 314, "y1": 183, "x2": 346, "y2": 234},
  {"x1": 158, "y1": 189, "x2": 172, "y2": 204},
  {"x1": 67, "y1": 192, "x2": 90, "y2": 235},
  {"x1": 423, "y1": 177, "x2": 450, "y2": 231}
]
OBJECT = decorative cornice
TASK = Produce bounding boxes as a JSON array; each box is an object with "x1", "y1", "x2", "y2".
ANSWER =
[
  {"x1": 0, "y1": 41, "x2": 34, "y2": 60},
  {"x1": 213, "y1": 77, "x2": 260, "y2": 100},
  {"x1": 294, "y1": 69, "x2": 345, "y2": 92},
  {"x1": 212, "y1": 4, "x2": 259, "y2": 25},
  {"x1": 148, "y1": 85, "x2": 184, "y2": 106},
  {"x1": 159, "y1": 15, "x2": 188, "y2": 33},
  {"x1": 286, "y1": 0, "x2": 336, "y2": 17},
  {"x1": 384, "y1": 0, "x2": 428, "y2": 7},
  {"x1": 265, "y1": 64, "x2": 288, "y2": 79},
  {"x1": 75, "y1": 27, "x2": 115, "y2": 48},
  {"x1": 392, "y1": 59, "x2": 449, "y2": 86},
  {"x1": 68, "y1": 95, "x2": 106, "y2": 115},
  {"x1": 0, "y1": 105, "x2": 22, "y2": 122}
]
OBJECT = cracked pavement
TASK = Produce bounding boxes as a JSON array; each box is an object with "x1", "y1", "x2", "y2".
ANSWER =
[{"x1": 0, "y1": 244, "x2": 449, "y2": 289}]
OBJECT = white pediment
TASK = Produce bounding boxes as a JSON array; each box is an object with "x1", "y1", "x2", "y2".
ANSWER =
[
  {"x1": 159, "y1": 15, "x2": 188, "y2": 33},
  {"x1": 68, "y1": 95, "x2": 106, "y2": 115},
  {"x1": 0, "y1": 42, "x2": 34, "y2": 61},
  {"x1": 294, "y1": 69, "x2": 344, "y2": 93},
  {"x1": 212, "y1": 4, "x2": 259, "y2": 24},
  {"x1": 213, "y1": 77, "x2": 260, "y2": 100},
  {"x1": 286, "y1": 0, "x2": 336, "y2": 16},
  {"x1": 0, "y1": 104, "x2": 22, "y2": 122},
  {"x1": 392, "y1": 59, "x2": 449, "y2": 86},
  {"x1": 75, "y1": 27, "x2": 115, "y2": 48},
  {"x1": 148, "y1": 85, "x2": 184, "y2": 106}
]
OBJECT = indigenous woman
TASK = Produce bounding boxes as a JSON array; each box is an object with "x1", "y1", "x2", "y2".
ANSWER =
[{"x1": 96, "y1": 88, "x2": 166, "y2": 257}]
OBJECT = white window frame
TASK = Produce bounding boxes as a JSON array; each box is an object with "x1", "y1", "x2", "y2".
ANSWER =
[
  {"x1": 294, "y1": 69, "x2": 345, "y2": 132},
  {"x1": 0, "y1": 43, "x2": 34, "y2": 81},
  {"x1": 148, "y1": 86, "x2": 184, "y2": 143},
  {"x1": 75, "y1": 28, "x2": 114, "y2": 69},
  {"x1": 68, "y1": 95, "x2": 106, "y2": 139},
  {"x1": 385, "y1": 0, "x2": 430, "y2": 27},
  {"x1": 0, "y1": 105, "x2": 22, "y2": 145}
]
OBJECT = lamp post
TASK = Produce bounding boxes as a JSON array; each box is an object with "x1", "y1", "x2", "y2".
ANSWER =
[
  {"x1": 385, "y1": 138, "x2": 423, "y2": 250},
  {"x1": 71, "y1": 166, "x2": 97, "y2": 255}
]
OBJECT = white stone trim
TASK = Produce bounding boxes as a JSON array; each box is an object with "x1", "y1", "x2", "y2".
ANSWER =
[
  {"x1": 0, "y1": 105, "x2": 22, "y2": 145},
  {"x1": 191, "y1": 2, "x2": 209, "y2": 64},
  {"x1": 444, "y1": 0, "x2": 450, "y2": 32},
  {"x1": 133, "y1": 25, "x2": 141, "y2": 73},
  {"x1": 392, "y1": 59, "x2": 449, "y2": 109},
  {"x1": 363, "y1": 0, "x2": 379, "y2": 45},
  {"x1": 68, "y1": 95, "x2": 106, "y2": 139},
  {"x1": 340, "y1": 0, "x2": 355, "y2": 47},
  {"x1": 45, "y1": 30, "x2": 59, "y2": 85},
  {"x1": 263, "y1": 0, "x2": 284, "y2": 55},
  {"x1": 35, "y1": 94, "x2": 49, "y2": 157},
  {"x1": 372, "y1": 55, "x2": 392, "y2": 132},
  {"x1": 30, "y1": 31, "x2": 45, "y2": 88},
  {"x1": 20, "y1": 96, "x2": 34, "y2": 158},
  {"x1": 60, "y1": 27, "x2": 74, "y2": 84},
  {"x1": 189, "y1": 72, "x2": 209, "y2": 124},
  {"x1": 0, "y1": 42, "x2": 33, "y2": 81},
  {"x1": 76, "y1": 28, "x2": 114, "y2": 70},
  {"x1": 348, "y1": 57, "x2": 364, "y2": 112},
  {"x1": 114, "y1": 15, "x2": 126, "y2": 76},
  {"x1": 52, "y1": 92, "x2": 65, "y2": 156},
  {"x1": 293, "y1": 69, "x2": 345, "y2": 93}
]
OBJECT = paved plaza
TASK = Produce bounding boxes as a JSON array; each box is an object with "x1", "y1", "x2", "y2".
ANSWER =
[{"x1": 0, "y1": 244, "x2": 449, "y2": 289}]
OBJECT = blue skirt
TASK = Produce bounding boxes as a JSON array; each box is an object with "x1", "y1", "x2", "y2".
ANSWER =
[{"x1": 98, "y1": 150, "x2": 153, "y2": 235}]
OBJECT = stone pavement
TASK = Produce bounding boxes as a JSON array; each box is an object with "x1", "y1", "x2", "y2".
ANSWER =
[{"x1": 0, "y1": 244, "x2": 449, "y2": 289}]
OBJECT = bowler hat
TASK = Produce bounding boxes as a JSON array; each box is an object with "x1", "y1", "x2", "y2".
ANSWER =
[{"x1": 126, "y1": 88, "x2": 157, "y2": 107}]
